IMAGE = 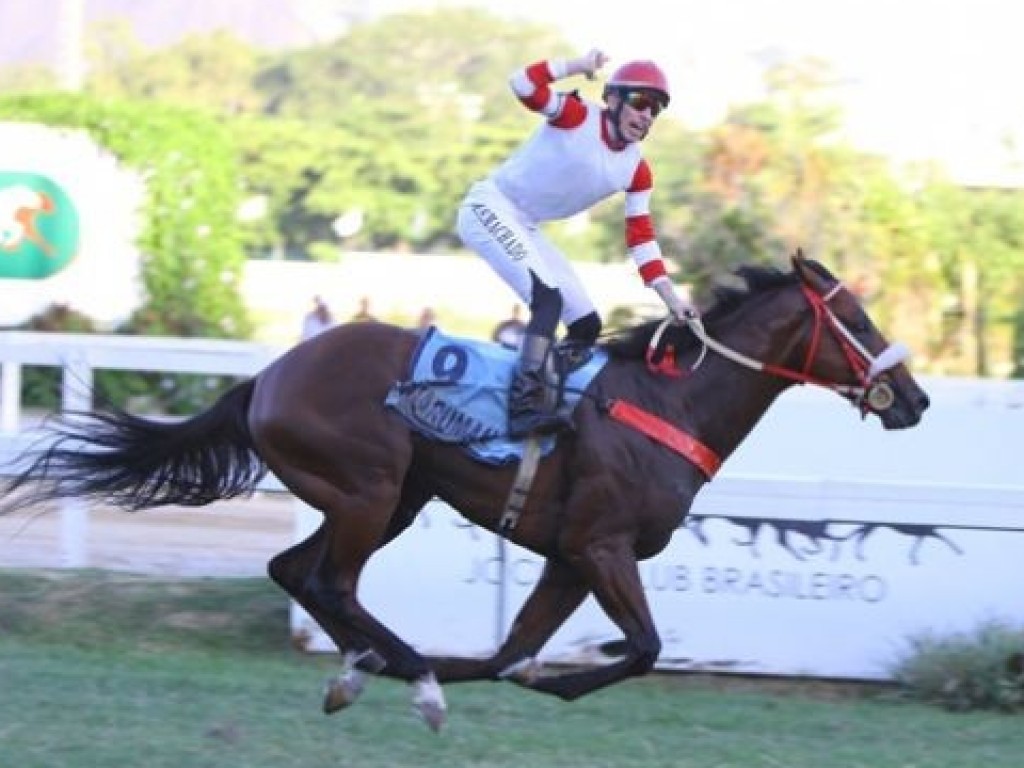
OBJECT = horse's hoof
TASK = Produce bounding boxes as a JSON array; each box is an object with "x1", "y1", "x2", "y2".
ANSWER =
[
  {"x1": 498, "y1": 657, "x2": 541, "y2": 684},
  {"x1": 357, "y1": 648, "x2": 387, "y2": 674},
  {"x1": 322, "y1": 669, "x2": 367, "y2": 714},
  {"x1": 413, "y1": 700, "x2": 447, "y2": 733},
  {"x1": 411, "y1": 673, "x2": 447, "y2": 733}
]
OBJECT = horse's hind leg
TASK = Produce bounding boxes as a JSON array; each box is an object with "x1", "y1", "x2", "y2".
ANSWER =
[
  {"x1": 304, "y1": 500, "x2": 447, "y2": 729},
  {"x1": 429, "y1": 558, "x2": 589, "y2": 683},
  {"x1": 269, "y1": 524, "x2": 380, "y2": 712},
  {"x1": 272, "y1": 465, "x2": 445, "y2": 727},
  {"x1": 268, "y1": 479, "x2": 432, "y2": 713},
  {"x1": 250, "y1": 330, "x2": 445, "y2": 728}
]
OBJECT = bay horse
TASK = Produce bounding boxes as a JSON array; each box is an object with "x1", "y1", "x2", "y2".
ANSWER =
[{"x1": 1, "y1": 253, "x2": 929, "y2": 730}]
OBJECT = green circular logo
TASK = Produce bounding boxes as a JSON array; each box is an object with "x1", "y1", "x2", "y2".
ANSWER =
[{"x1": 0, "y1": 172, "x2": 80, "y2": 279}]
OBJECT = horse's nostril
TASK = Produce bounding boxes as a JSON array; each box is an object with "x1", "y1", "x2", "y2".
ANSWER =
[{"x1": 918, "y1": 393, "x2": 931, "y2": 412}]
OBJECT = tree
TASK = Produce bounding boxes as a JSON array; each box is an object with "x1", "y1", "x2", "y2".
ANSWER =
[
  {"x1": 0, "y1": 93, "x2": 250, "y2": 340},
  {"x1": 916, "y1": 178, "x2": 1024, "y2": 375},
  {"x1": 250, "y1": 8, "x2": 574, "y2": 251},
  {"x1": 86, "y1": 22, "x2": 265, "y2": 115}
]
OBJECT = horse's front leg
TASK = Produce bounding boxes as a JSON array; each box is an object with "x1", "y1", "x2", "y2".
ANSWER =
[
  {"x1": 427, "y1": 557, "x2": 589, "y2": 683},
  {"x1": 522, "y1": 534, "x2": 660, "y2": 701}
]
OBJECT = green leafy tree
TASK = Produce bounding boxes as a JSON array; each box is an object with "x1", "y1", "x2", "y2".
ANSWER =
[
  {"x1": 0, "y1": 93, "x2": 250, "y2": 340},
  {"x1": 86, "y1": 22, "x2": 265, "y2": 115},
  {"x1": 916, "y1": 177, "x2": 1024, "y2": 375},
  {"x1": 250, "y1": 8, "x2": 574, "y2": 251},
  {"x1": 664, "y1": 120, "x2": 784, "y2": 297}
]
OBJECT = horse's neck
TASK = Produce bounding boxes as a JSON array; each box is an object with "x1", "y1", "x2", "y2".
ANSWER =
[{"x1": 672, "y1": 352, "x2": 792, "y2": 463}]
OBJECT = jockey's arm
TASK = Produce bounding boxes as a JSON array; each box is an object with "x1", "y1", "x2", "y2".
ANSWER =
[
  {"x1": 508, "y1": 48, "x2": 608, "y2": 119},
  {"x1": 623, "y1": 161, "x2": 696, "y2": 321}
]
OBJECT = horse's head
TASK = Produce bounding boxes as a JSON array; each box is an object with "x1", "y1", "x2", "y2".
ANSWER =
[
  {"x1": 777, "y1": 251, "x2": 929, "y2": 429},
  {"x1": 604, "y1": 253, "x2": 929, "y2": 429}
]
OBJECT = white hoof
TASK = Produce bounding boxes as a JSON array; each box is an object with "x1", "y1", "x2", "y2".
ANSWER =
[
  {"x1": 411, "y1": 673, "x2": 447, "y2": 733},
  {"x1": 498, "y1": 657, "x2": 541, "y2": 684},
  {"x1": 322, "y1": 651, "x2": 371, "y2": 714}
]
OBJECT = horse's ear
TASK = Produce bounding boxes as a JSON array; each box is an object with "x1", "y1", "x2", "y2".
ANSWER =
[
  {"x1": 791, "y1": 248, "x2": 810, "y2": 280},
  {"x1": 791, "y1": 249, "x2": 829, "y2": 292}
]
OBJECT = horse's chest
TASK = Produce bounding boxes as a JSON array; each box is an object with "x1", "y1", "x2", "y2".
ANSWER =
[
  {"x1": 606, "y1": 473, "x2": 698, "y2": 551},
  {"x1": 613, "y1": 458, "x2": 699, "y2": 509},
  {"x1": 639, "y1": 482, "x2": 694, "y2": 523}
]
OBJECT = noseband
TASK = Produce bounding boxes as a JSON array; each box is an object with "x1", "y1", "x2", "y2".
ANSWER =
[
  {"x1": 647, "y1": 281, "x2": 908, "y2": 415},
  {"x1": 786, "y1": 282, "x2": 907, "y2": 414}
]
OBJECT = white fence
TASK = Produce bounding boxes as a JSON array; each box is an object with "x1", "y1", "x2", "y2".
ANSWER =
[
  {"x1": 2, "y1": 331, "x2": 1023, "y2": 680},
  {"x1": 0, "y1": 331, "x2": 285, "y2": 566}
]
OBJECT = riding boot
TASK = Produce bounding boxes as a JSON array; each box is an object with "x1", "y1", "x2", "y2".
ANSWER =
[{"x1": 508, "y1": 333, "x2": 574, "y2": 439}]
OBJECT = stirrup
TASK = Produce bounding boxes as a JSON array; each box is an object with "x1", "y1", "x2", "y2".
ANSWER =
[{"x1": 508, "y1": 407, "x2": 573, "y2": 439}]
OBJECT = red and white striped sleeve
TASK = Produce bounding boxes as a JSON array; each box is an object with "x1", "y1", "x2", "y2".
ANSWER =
[
  {"x1": 624, "y1": 159, "x2": 668, "y2": 286},
  {"x1": 508, "y1": 60, "x2": 586, "y2": 128}
]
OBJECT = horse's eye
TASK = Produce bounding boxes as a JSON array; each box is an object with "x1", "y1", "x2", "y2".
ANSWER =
[
  {"x1": 851, "y1": 316, "x2": 871, "y2": 335},
  {"x1": 837, "y1": 306, "x2": 871, "y2": 335}
]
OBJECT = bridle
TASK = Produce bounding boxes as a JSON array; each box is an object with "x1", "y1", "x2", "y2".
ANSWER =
[{"x1": 646, "y1": 280, "x2": 909, "y2": 416}]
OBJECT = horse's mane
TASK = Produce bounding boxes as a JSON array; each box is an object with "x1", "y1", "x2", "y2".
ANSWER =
[{"x1": 600, "y1": 262, "x2": 805, "y2": 360}]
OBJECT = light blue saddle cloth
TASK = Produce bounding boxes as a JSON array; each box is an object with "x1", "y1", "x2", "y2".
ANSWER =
[{"x1": 385, "y1": 327, "x2": 608, "y2": 465}]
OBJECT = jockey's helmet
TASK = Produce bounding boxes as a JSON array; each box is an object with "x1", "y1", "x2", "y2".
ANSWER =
[{"x1": 604, "y1": 60, "x2": 671, "y2": 107}]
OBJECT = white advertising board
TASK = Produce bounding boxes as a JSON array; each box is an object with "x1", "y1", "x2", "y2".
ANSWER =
[
  {"x1": 292, "y1": 479, "x2": 1024, "y2": 680},
  {"x1": 0, "y1": 122, "x2": 144, "y2": 328}
]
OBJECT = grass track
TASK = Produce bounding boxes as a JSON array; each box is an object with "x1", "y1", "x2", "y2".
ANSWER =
[{"x1": 1, "y1": 569, "x2": 1020, "y2": 768}]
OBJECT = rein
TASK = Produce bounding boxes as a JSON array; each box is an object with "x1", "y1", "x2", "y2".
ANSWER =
[
  {"x1": 609, "y1": 278, "x2": 909, "y2": 475},
  {"x1": 648, "y1": 281, "x2": 908, "y2": 414}
]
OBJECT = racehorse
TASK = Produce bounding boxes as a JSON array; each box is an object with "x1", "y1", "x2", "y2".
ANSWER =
[{"x1": 1, "y1": 252, "x2": 929, "y2": 730}]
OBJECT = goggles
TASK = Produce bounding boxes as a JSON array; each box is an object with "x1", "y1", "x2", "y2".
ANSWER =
[{"x1": 622, "y1": 89, "x2": 667, "y2": 117}]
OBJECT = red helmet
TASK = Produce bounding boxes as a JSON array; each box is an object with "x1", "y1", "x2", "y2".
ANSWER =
[{"x1": 605, "y1": 60, "x2": 670, "y2": 106}]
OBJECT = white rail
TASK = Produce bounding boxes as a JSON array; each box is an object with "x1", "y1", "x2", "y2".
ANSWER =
[{"x1": 0, "y1": 331, "x2": 287, "y2": 565}]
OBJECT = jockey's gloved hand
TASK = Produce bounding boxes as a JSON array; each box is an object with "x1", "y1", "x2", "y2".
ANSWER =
[
  {"x1": 569, "y1": 48, "x2": 609, "y2": 79},
  {"x1": 652, "y1": 277, "x2": 698, "y2": 324}
]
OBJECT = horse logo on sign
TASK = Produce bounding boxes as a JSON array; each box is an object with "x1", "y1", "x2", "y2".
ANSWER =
[{"x1": 0, "y1": 173, "x2": 79, "y2": 279}]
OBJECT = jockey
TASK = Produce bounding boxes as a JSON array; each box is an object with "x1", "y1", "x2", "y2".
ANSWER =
[{"x1": 457, "y1": 48, "x2": 696, "y2": 439}]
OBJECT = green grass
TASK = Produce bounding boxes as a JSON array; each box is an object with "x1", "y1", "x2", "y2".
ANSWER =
[{"x1": 1, "y1": 569, "x2": 1022, "y2": 768}]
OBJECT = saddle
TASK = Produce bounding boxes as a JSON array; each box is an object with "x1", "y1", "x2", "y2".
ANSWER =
[{"x1": 384, "y1": 327, "x2": 607, "y2": 465}]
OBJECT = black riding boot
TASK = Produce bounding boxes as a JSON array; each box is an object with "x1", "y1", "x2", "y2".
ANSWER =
[{"x1": 508, "y1": 333, "x2": 574, "y2": 439}]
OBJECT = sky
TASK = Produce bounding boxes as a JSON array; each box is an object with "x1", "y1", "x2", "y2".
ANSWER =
[{"x1": 371, "y1": 0, "x2": 1024, "y2": 186}]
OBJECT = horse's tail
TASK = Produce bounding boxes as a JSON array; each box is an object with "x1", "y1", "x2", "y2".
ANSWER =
[{"x1": 1, "y1": 379, "x2": 266, "y2": 513}]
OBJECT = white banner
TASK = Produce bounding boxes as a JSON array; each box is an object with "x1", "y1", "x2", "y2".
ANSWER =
[{"x1": 292, "y1": 478, "x2": 1024, "y2": 680}]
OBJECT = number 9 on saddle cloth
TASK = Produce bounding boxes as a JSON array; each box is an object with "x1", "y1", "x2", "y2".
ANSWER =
[{"x1": 385, "y1": 327, "x2": 607, "y2": 464}]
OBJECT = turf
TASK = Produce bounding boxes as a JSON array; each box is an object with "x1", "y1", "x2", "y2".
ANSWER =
[{"x1": 1, "y1": 569, "x2": 1020, "y2": 768}]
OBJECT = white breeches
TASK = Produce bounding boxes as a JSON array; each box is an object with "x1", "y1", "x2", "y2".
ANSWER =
[{"x1": 456, "y1": 180, "x2": 596, "y2": 326}]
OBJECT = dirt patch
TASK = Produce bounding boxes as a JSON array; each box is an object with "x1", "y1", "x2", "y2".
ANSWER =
[{"x1": 0, "y1": 491, "x2": 295, "y2": 577}]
